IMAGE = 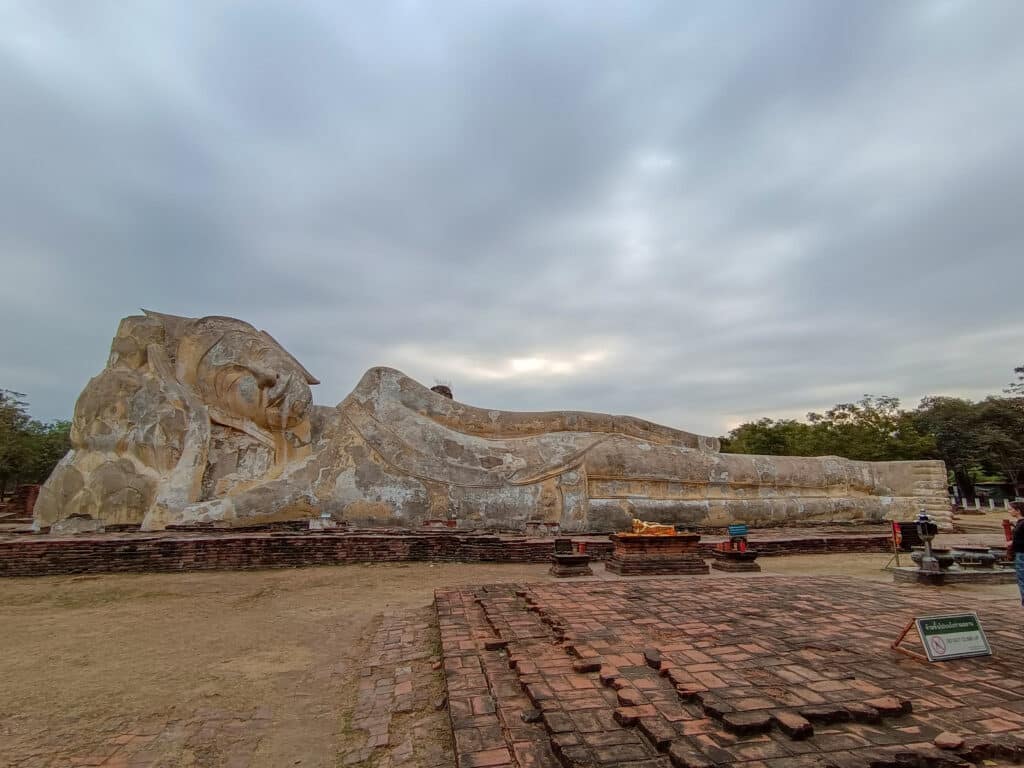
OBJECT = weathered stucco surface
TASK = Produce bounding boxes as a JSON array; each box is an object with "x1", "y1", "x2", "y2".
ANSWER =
[{"x1": 35, "y1": 313, "x2": 951, "y2": 532}]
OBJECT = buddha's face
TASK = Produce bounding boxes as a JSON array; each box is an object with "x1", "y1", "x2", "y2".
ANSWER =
[{"x1": 191, "y1": 327, "x2": 313, "y2": 431}]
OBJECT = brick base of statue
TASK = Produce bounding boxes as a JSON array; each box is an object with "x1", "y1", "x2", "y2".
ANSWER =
[
  {"x1": 710, "y1": 548, "x2": 762, "y2": 572},
  {"x1": 605, "y1": 533, "x2": 710, "y2": 575},
  {"x1": 549, "y1": 553, "x2": 593, "y2": 577}
]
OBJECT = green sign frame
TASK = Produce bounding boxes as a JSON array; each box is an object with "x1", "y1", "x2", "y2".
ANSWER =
[{"x1": 915, "y1": 612, "x2": 992, "y2": 662}]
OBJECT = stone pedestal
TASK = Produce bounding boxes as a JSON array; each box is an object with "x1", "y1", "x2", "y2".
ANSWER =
[
  {"x1": 951, "y1": 546, "x2": 996, "y2": 569},
  {"x1": 605, "y1": 533, "x2": 710, "y2": 576},
  {"x1": 549, "y1": 537, "x2": 592, "y2": 577},
  {"x1": 549, "y1": 553, "x2": 593, "y2": 577},
  {"x1": 892, "y1": 566, "x2": 1017, "y2": 586},
  {"x1": 710, "y1": 549, "x2": 761, "y2": 572}
]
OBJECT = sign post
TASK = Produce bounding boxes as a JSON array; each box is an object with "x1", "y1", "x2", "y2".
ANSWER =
[
  {"x1": 892, "y1": 612, "x2": 992, "y2": 662},
  {"x1": 883, "y1": 521, "x2": 902, "y2": 570}
]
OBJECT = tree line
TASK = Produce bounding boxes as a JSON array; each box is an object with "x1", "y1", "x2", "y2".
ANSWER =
[
  {"x1": 720, "y1": 367, "x2": 1024, "y2": 500},
  {"x1": 0, "y1": 389, "x2": 71, "y2": 497}
]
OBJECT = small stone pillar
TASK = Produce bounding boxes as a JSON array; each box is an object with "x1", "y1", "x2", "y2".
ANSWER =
[
  {"x1": 710, "y1": 524, "x2": 761, "y2": 572},
  {"x1": 549, "y1": 537, "x2": 592, "y2": 577}
]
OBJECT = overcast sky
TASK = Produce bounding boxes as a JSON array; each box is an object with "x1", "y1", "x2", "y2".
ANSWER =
[{"x1": 2, "y1": 1, "x2": 1022, "y2": 437}]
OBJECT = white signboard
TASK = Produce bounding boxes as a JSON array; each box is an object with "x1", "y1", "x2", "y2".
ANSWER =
[{"x1": 915, "y1": 613, "x2": 992, "y2": 662}]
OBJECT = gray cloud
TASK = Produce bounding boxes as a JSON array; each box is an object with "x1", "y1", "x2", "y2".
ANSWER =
[{"x1": 2, "y1": 0, "x2": 1022, "y2": 437}]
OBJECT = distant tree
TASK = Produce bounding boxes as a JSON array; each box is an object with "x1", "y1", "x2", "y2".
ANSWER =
[
  {"x1": 0, "y1": 389, "x2": 71, "y2": 496},
  {"x1": 914, "y1": 396, "x2": 981, "y2": 499},
  {"x1": 1006, "y1": 364, "x2": 1024, "y2": 395},
  {"x1": 804, "y1": 395, "x2": 935, "y2": 461},
  {"x1": 914, "y1": 394, "x2": 1024, "y2": 499},
  {"x1": 0, "y1": 390, "x2": 30, "y2": 496},
  {"x1": 721, "y1": 418, "x2": 818, "y2": 456},
  {"x1": 973, "y1": 396, "x2": 1024, "y2": 497},
  {"x1": 722, "y1": 372, "x2": 1024, "y2": 501},
  {"x1": 22, "y1": 418, "x2": 72, "y2": 484},
  {"x1": 722, "y1": 395, "x2": 935, "y2": 462}
]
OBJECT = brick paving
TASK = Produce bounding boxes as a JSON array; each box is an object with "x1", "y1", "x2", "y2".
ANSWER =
[
  {"x1": 8, "y1": 707, "x2": 274, "y2": 767},
  {"x1": 436, "y1": 576, "x2": 1024, "y2": 767},
  {"x1": 341, "y1": 609, "x2": 453, "y2": 767}
]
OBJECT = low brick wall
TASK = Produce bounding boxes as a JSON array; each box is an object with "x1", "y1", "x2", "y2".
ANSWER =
[
  {"x1": 0, "y1": 531, "x2": 890, "y2": 578},
  {"x1": 0, "y1": 533, "x2": 558, "y2": 578},
  {"x1": 726, "y1": 536, "x2": 892, "y2": 557}
]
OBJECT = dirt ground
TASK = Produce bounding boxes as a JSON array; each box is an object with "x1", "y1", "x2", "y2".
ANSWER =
[
  {"x1": 0, "y1": 562, "x2": 559, "y2": 767},
  {"x1": 1, "y1": 550, "x2": 1018, "y2": 767}
]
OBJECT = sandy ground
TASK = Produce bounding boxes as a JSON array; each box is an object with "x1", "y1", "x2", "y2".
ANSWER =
[
  {"x1": 0, "y1": 550, "x2": 1019, "y2": 767},
  {"x1": 0, "y1": 563, "x2": 559, "y2": 767}
]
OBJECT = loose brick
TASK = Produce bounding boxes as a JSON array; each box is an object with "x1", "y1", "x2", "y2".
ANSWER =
[
  {"x1": 644, "y1": 648, "x2": 663, "y2": 670},
  {"x1": 639, "y1": 717, "x2": 677, "y2": 750},
  {"x1": 800, "y1": 704, "x2": 852, "y2": 724},
  {"x1": 573, "y1": 658, "x2": 602, "y2": 674},
  {"x1": 933, "y1": 732, "x2": 964, "y2": 750},
  {"x1": 617, "y1": 688, "x2": 647, "y2": 707},
  {"x1": 862, "y1": 696, "x2": 913, "y2": 716},
  {"x1": 721, "y1": 710, "x2": 773, "y2": 735},
  {"x1": 844, "y1": 702, "x2": 882, "y2": 724},
  {"x1": 667, "y1": 741, "x2": 714, "y2": 768},
  {"x1": 459, "y1": 747, "x2": 513, "y2": 768},
  {"x1": 772, "y1": 711, "x2": 814, "y2": 740}
]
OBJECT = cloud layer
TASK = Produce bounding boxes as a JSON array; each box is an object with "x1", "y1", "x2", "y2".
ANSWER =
[{"x1": 2, "y1": 0, "x2": 1022, "y2": 436}]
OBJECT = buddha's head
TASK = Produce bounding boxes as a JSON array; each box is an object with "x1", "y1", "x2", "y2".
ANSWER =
[{"x1": 146, "y1": 311, "x2": 318, "y2": 431}]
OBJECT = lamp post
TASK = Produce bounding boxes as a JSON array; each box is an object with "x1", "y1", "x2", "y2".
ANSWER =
[{"x1": 915, "y1": 511, "x2": 940, "y2": 573}]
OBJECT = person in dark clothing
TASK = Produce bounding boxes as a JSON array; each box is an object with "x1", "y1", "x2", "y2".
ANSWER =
[{"x1": 1010, "y1": 500, "x2": 1024, "y2": 607}]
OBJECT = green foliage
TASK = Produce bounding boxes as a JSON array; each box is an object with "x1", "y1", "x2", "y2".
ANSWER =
[
  {"x1": 972, "y1": 396, "x2": 1024, "y2": 492},
  {"x1": 0, "y1": 389, "x2": 71, "y2": 494},
  {"x1": 805, "y1": 395, "x2": 936, "y2": 461},
  {"x1": 722, "y1": 366, "x2": 1024, "y2": 497},
  {"x1": 719, "y1": 418, "x2": 818, "y2": 456},
  {"x1": 913, "y1": 395, "x2": 981, "y2": 497},
  {"x1": 722, "y1": 395, "x2": 935, "y2": 462}
]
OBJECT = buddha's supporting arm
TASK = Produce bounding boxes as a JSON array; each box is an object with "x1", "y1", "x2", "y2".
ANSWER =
[{"x1": 142, "y1": 449, "x2": 330, "y2": 529}]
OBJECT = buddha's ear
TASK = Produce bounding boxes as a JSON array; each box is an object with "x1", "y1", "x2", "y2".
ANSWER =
[{"x1": 141, "y1": 309, "x2": 195, "y2": 348}]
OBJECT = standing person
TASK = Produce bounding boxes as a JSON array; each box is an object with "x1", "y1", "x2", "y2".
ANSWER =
[{"x1": 1010, "y1": 500, "x2": 1024, "y2": 607}]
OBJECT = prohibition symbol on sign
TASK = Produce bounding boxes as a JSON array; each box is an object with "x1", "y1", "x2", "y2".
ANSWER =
[{"x1": 929, "y1": 636, "x2": 947, "y2": 656}]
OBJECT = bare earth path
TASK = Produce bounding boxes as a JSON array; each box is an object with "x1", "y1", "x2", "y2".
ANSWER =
[{"x1": 0, "y1": 554, "x2": 1018, "y2": 767}]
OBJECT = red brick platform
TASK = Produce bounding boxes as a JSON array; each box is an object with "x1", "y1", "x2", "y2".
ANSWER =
[
  {"x1": 436, "y1": 576, "x2": 1024, "y2": 767},
  {"x1": 606, "y1": 533, "x2": 710, "y2": 576}
]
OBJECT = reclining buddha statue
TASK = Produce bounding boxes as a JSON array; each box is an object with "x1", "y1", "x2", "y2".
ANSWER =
[
  {"x1": 34, "y1": 312, "x2": 951, "y2": 532},
  {"x1": 630, "y1": 519, "x2": 679, "y2": 536}
]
